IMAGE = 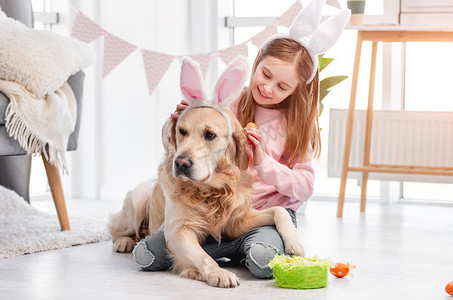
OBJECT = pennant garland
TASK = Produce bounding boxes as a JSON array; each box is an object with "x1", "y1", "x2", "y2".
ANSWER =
[
  {"x1": 249, "y1": 23, "x2": 279, "y2": 48},
  {"x1": 327, "y1": 0, "x2": 341, "y2": 9},
  {"x1": 102, "y1": 32, "x2": 138, "y2": 78},
  {"x1": 70, "y1": 0, "x2": 341, "y2": 96},
  {"x1": 70, "y1": 10, "x2": 103, "y2": 43},
  {"x1": 277, "y1": 0, "x2": 303, "y2": 27},
  {"x1": 142, "y1": 50, "x2": 175, "y2": 95},
  {"x1": 188, "y1": 53, "x2": 217, "y2": 79},
  {"x1": 218, "y1": 44, "x2": 248, "y2": 65}
]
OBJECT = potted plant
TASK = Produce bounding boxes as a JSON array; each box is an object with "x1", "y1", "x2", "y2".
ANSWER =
[
  {"x1": 347, "y1": 0, "x2": 366, "y2": 26},
  {"x1": 319, "y1": 54, "x2": 347, "y2": 116}
]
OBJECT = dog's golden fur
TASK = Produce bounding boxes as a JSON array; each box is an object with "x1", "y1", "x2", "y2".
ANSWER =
[{"x1": 109, "y1": 107, "x2": 304, "y2": 288}]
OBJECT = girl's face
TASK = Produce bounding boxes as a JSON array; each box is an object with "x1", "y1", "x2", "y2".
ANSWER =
[{"x1": 250, "y1": 56, "x2": 299, "y2": 108}]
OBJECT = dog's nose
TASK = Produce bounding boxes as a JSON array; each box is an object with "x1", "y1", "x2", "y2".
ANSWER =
[{"x1": 175, "y1": 155, "x2": 193, "y2": 171}]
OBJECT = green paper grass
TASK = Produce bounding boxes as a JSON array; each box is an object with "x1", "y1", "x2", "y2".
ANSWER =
[{"x1": 269, "y1": 255, "x2": 334, "y2": 289}]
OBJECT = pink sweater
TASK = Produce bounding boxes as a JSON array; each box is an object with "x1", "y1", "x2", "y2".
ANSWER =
[{"x1": 230, "y1": 97, "x2": 314, "y2": 211}]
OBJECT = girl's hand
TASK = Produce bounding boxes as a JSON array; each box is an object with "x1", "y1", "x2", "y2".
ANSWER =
[
  {"x1": 170, "y1": 100, "x2": 189, "y2": 119},
  {"x1": 244, "y1": 126, "x2": 266, "y2": 165}
]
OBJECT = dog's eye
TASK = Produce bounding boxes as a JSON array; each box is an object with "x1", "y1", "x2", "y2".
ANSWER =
[
  {"x1": 178, "y1": 128, "x2": 187, "y2": 136},
  {"x1": 204, "y1": 131, "x2": 216, "y2": 141}
]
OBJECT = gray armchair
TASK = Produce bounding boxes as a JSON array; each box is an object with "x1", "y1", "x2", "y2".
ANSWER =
[{"x1": 0, "y1": 0, "x2": 85, "y2": 231}]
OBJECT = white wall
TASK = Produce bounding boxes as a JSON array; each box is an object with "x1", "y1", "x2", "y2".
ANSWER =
[{"x1": 67, "y1": 0, "x2": 198, "y2": 201}]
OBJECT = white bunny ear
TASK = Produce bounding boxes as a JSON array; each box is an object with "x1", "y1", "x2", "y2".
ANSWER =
[
  {"x1": 212, "y1": 56, "x2": 248, "y2": 108},
  {"x1": 287, "y1": 0, "x2": 350, "y2": 84},
  {"x1": 289, "y1": 0, "x2": 326, "y2": 41},
  {"x1": 180, "y1": 57, "x2": 206, "y2": 104},
  {"x1": 307, "y1": 9, "x2": 351, "y2": 56},
  {"x1": 304, "y1": 8, "x2": 351, "y2": 84}
]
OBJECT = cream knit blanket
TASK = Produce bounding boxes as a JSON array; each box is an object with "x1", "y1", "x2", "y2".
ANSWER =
[{"x1": 0, "y1": 80, "x2": 76, "y2": 173}]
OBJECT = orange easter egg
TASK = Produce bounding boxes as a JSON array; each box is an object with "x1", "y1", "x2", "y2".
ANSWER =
[
  {"x1": 246, "y1": 122, "x2": 258, "y2": 145},
  {"x1": 246, "y1": 122, "x2": 258, "y2": 129},
  {"x1": 330, "y1": 263, "x2": 354, "y2": 278},
  {"x1": 446, "y1": 281, "x2": 453, "y2": 295},
  {"x1": 245, "y1": 123, "x2": 258, "y2": 164}
]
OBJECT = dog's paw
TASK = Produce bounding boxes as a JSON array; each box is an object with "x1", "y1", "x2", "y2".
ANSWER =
[
  {"x1": 206, "y1": 268, "x2": 240, "y2": 288},
  {"x1": 180, "y1": 268, "x2": 203, "y2": 281},
  {"x1": 283, "y1": 235, "x2": 305, "y2": 257},
  {"x1": 113, "y1": 236, "x2": 136, "y2": 253}
]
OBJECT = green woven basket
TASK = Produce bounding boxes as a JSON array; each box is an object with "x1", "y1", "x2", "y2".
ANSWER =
[{"x1": 269, "y1": 255, "x2": 333, "y2": 289}]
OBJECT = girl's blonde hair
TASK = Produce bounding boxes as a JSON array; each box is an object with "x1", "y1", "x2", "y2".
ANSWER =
[{"x1": 237, "y1": 38, "x2": 321, "y2": 165}]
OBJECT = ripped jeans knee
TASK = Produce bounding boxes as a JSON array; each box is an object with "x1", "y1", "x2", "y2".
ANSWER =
[
  {"x1": 133, "y1": 240, "x2": 156, "y2": 269},
  {"x1": 245, "y1": 243, "x2": 279, "y2": 279},
  {"x1": 132, "y1": 230, "x2": 172, "y2": 271}
]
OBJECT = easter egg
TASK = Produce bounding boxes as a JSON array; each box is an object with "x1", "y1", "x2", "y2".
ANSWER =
[
  {"x1": 246, "y1": 122, "x2": 258, "y2": 129},
  {"x1": 330, "y1": 263, "x2": 351, "y2": 278},
  {"x1": 446, "y1": 281, "x2": 453, "y2": 295},
  {"x1": 246, "y1": 122, "x2": 257, "y2": 144}
]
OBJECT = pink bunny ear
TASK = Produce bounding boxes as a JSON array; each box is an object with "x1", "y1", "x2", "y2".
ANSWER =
[
  {"x1": 180, "y1": 57, "x2": 206, "y2": 102},
  {"x1": 213, "y1": 56, "x2": 248, "y2": 108}
]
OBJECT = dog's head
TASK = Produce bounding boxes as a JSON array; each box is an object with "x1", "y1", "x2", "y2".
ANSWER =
[
  {"x1": 167, "y1": 57, "x2": 249, "y2": 183},
  {"x1": 169, "y1": 107, "x2": 249, "y2": 182}
]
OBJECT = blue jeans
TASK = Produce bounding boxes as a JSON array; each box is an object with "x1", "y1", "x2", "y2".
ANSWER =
[{"x1": 133, "y1": 208, "x2": 297, "y2": 279}]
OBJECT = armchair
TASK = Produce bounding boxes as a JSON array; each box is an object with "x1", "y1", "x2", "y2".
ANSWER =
[{"x1": 0, "y1": 0, "x2": 85, "y2": 231}]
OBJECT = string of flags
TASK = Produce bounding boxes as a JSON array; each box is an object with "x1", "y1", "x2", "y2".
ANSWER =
[{"x1": 70, "y1": 0, "x2": 341, "y2": 96}]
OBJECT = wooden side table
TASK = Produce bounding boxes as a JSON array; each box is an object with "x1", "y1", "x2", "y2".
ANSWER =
[{"x1": 337, "y1": 27, "x2": 453, "y2": 217}]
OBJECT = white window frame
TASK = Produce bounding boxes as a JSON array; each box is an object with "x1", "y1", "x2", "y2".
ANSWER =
[{"x1": 34, "y1": 12, "x2": 59, "y2": 24}]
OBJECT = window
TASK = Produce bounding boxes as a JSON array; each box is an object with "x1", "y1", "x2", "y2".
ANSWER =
[
  {"x1": 231, "y1": 0, "x2": 295, "y2": 44},
  {"x1": 399, "y1": 42, "x2": 453, "y2": 202}
]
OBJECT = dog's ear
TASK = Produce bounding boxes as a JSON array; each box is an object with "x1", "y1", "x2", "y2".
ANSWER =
[
  {"x1": 225, "y1": 111, "x2": 249, "y2": 171},
  {"x1": 164, "y1": 117, "x2": 178, "y2": 151},
  {"x1": 232, "y1": 127, "x2": 250, "y2": 171}
]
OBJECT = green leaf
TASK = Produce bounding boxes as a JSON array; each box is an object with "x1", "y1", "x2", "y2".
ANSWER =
[
  {"x1": 317, "y1": 55, "x2": 348, "y2": 117},
  {"x1": 319, "y1": 89, "x2": 330, "y2": 103},
  {"x1": 321, "y1": 75, "x2": 348, "y2": 90},
  {"x1": 319, "y1": 75, "x2": 348, "y2": 101},
  {"x1": 319, "y1": 54, "x2": 333, "y2": 73}
]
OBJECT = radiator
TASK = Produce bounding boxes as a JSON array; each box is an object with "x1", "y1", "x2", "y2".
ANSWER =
[{"x1": 328, "y1": 109, "x2": 453, "y2": 183}]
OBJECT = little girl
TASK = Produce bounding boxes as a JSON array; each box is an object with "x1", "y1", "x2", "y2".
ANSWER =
[{"x1": 133, "y1": 0, "x2": 349, "y2": 279}]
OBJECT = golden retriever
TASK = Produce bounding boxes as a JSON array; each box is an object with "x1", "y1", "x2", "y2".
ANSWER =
[
  {"x1": 109, "y1": 57, "x2": 304, "y2": 288},
  {"x1": 109, "y1": 106, "x2": 304, "y2": 288}
]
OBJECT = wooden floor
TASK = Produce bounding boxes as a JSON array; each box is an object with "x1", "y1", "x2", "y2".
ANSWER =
[{"x1": 1, "y1": 197, "x2": 452, "y2": 299}]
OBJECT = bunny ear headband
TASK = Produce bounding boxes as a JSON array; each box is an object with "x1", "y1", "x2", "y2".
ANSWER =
[
  {"x1": 179, "y1": 56, "x2": 249, "y2": 141},
  {"x1": 264, "y1": 0, "x2": 351, "y2": 84}
]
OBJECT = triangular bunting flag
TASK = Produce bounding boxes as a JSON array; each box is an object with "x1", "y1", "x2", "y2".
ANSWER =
[
  {"x1": 142, "y1": 50, "x2": 175, "y2": 95},
  {"x1": 218, "y1": 44, "x2": 248, "y2": 65},
  {"x1": 71, "y1": 10, "x2": 104, "y2": 43},
  {"x1": 249, "y1": 23, "x2": 278, "y2": 48},
  {"x1": 103, "y1": 32, "x2": 137, "y2": 78},
  {"x1": 327, "y1": 0, "x2": 341, "y2": 9},
  {"x1": 277, "y1": 1, "x2": 303, "y2": 27},
  {"x1": 188, "y1": 53, "x2": 213, "y2": 79}
]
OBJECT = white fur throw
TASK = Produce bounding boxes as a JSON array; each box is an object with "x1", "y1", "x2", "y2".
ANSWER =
[
  {"x1": 0, "y1": 9, "x2": 94, "y2": 98},
  {"x1": 0, "y1": 79, "x2": 76, "y2": 173},
  {"x1": 0, "y1": 8, "x2": 93, "y2": 172}
]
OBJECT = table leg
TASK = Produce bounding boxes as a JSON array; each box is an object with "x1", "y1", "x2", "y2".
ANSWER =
[
  {"x1": 338, "y1": 32, "x2": 363, "y2": 217},
  {"x1": 360, "y1": 41, "x2": 378, "y2": 212}
]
